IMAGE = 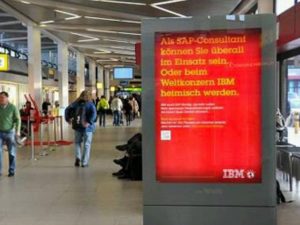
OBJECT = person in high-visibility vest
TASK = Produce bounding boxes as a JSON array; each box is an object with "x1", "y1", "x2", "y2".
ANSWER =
[{"x1": 97, "y1": 96, "x2": 109, "y2": 127}]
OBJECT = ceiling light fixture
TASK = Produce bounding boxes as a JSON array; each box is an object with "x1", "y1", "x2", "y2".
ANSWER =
[
  {"x1": 90, "y1": 0, "x2": 146, "y2": 6},
  {"x1": 102, "y1": 38, "x2": 134, "y2": 44},
  {"x1": 40, "y1": 20, "x2": 55, "y2": 24},
  {"x1": 117, "y1": 31, "x2": 141, "y2": 36},
  {"x1": 94, "y1": 50, "x2": 112, "y2": 54},
  {"x1": 72, "y1": 44, "x2": 135, "y2": 55},
  {"x1": 87, "y1": 28, "x2": 140, "y2": 36},
  {"x1": 96, "y1": 58, "x2": 119, "y2": 62},
  {"x1": 109, "y1": 46, "x2": 134, "y2": 50},
  {"x1": 85, "y1": 16, "x2": 119, "y2": 22},
  {"x1": 54, "y1": 10, "x2": 81, "y2": 21},
  {"x1": 87, "y1": 29, "x2": 115, "y2": 34},
  {"x1": 122, "y1": 19, "x2": 141, "y2": 24},
  {"x1": 77, "y1": 39, "x2": 99, "y2": 43},
  {"x1": 151, "y1": 0, "x2": 188, "y2": 18},
  {"x1": 20, "y1": 1, "x2": 31, "y2": 4},
  {"x1": 84, "y1": 16, "x2": 141, "y2": 24},
  {"x1": 122, "y1": 59, "x2": 136, "y2": 63},
  {"x1": 71, "y1": 32, "x2": 99, "y2": 42}
]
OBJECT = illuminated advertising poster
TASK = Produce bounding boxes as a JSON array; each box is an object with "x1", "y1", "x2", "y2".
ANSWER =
[{"x1": 155, "y1": 29, "x2": 262, "y2": 183}]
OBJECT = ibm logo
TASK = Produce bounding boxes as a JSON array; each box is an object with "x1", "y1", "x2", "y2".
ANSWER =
[
  {"x1": 0, "y1": 58, "x2": 4, "y2": 67},
  {"x1": 223, "y1": 169, "x2": 255, "y2": 179}
]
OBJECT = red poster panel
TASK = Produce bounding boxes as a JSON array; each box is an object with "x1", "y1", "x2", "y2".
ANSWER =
[{"x1": 155, "y1": 29, "x2": 262, "y2": 183}]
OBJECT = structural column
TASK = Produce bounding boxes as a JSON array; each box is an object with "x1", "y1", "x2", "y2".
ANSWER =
[
  {"x1": 258, "y1": 0, "x2": 274, "y2": 13},
  {"x1": 97, "y1": 65, "x2": 104, "y2": 97},
  {"x1": 104, "y1": 69, "x2": 110, "y2": 99},
  {"x1": 27, "y1": 25, "x2": 42, "y2": 107},
  {"x1": 57, "y1": 41, "x2": 69, "y2": 108},
  {"x1": 89, "y1": 60, "x2": 96, "y2": 99},
  {"x1": 76, "y1": 52, "x2": 85, "y2": 96}
]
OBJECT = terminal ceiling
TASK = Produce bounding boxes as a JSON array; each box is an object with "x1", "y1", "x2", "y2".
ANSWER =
[{"x1": 0, "y1": 0, "x2": 241, "y2": 67}]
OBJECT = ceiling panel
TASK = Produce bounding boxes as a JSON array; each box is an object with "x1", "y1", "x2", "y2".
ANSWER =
[{"x1": 0, "y1": 0, "x2": 241, "y2": 66}]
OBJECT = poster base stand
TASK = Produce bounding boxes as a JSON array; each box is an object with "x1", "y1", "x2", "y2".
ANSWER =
[{"x1": 144, "y1": 206, "x2": 276, "y2": 225}]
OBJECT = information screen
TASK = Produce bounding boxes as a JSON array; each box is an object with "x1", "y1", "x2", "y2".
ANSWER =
[
  {"x1": 113, "y1": 67, "x2": 133, "y2": 79},
  {"x1": 155, "y1": 29, "x2": 262, "y2": 183}
]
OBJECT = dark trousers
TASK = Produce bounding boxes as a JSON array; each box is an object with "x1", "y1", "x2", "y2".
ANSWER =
[
  {"x1": 125, "y1": 112, "x2": 132, "y2": 126},
  {"x1": 99, "y1": 109, "x2": 106, "y2": 127}
]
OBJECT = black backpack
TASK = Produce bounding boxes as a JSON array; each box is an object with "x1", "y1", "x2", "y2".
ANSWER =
[{"x1": 72, "y1": 101, "x2": 87, "y2": 129}]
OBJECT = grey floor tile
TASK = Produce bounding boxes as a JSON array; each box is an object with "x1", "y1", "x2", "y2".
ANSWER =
[{"x1": 1, "y1": 118, "x2": 300, "y2": 225}]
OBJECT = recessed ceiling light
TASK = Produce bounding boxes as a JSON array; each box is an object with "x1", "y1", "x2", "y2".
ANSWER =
[
  {"x1": 87, "y1": 28, "x2": 140, "y2": 36},
  {"x1": 20, "y1": 1, "x2": 31, "y2": 4},
  {"x1": 85, "y1": 16, "x2": 119, "y2": 22},
  {"x1": 71, "y1": 32, "x2": 99, "y2": 42},
  {"x1": 54, "y1": 10, "x2": 81, "y2": 21},
  {"x1": 90, "y1": 0, "x2": 146, "y2": 6},
  {"x1": 96, "y1": 58, "x2": 119, "y2": 62},
  {"x1": 122, "y1": 59, "x2": 136, "y2": 63},
  {"x1": 77, "y1": 38, "x2": 99, "y2": 43},
  {"x1": 154, "y1": 0, "x2": 186, "y2": 4},
  {"x1": 102, "y1": 38, "x2": 134, "y2": 44},
  {"x1": 109, "y1": 46, "x2": 134, "y2": 50},
  {"x1": 121, "y1": 19, "x2": 141, "y2": 24},
  {"x1": 84, "y1": 16, "x2": 141, "y2": 24},
  {"x1": 87, "y1": 29, "x2": 115, "y2": 34},
  {"x1": 40, "y1": 20, "x2": 55, "y2": 24},
  {"x1": 117, "y1": 31, "x2": 141, "y2": 36},
  {"x1": 151, "y1": 0, "x2": 188, "y2": 18},
  {"x1": 94, "y1": 50, "x2": 112, "y2": 54}
]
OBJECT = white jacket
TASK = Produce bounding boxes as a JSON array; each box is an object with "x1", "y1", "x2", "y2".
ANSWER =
[{"x1": 111, "y1": 97, "x2": 123, "y2": 111}]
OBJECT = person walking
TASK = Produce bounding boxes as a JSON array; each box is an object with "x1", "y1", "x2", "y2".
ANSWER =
[
  {"x1": 131, "y1": 97, "x2": 139, "y2": 120},
  {"x1": 97, "y1": 95, "x2": 109, "y2": 127},
  {"x1": 123, "y1": 98, "x2": 133, "y2": 126},
  {"x1": 0, "y1": 91, "x2": 21, "y2": 177},
  {"x1": 65, "y1": 90, "x2": 97, "y2": 167},
  {"x1": 111, "y1": 95, "x2": 123, "y2": 126}
]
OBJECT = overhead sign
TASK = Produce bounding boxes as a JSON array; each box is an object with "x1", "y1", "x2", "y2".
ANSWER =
[
  {"x1": 0, "y1": 54, "x2": 9, "y2": 71},
  {"x1": 155, "y1": 29, "x2": 262, "y2": 183}
]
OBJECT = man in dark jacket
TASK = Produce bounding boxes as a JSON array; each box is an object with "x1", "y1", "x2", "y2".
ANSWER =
[{"x1": 65, "y1": 90, "x2": 97, "y2": 167}]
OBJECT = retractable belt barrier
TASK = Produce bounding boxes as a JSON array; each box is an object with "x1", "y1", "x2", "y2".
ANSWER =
[
  {"x1": 23, "y1": 114, "x2": 72, "y2": 160},
  {"x1": 22, "y1": 94, "x2": 72, "y2": 160}
]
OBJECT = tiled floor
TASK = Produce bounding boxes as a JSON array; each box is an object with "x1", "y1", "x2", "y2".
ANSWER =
[
  {"x1": 0, "y1": 117, "x2": 142, "y2": 225},
  {"x1": 0, "y1": 117, "x2": 299, "y2": 225},
  {"x1": 277, "y1": 127, "x2": 300, "y2": 225}
]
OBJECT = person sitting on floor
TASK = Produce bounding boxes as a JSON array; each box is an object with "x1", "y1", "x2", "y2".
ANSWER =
[{"x1": 112, "y1": 133, "x2": 142, "y2": 180}]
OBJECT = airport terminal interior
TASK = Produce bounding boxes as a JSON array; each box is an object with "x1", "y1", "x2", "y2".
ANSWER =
[{"x1": 1, "y1": 0, "x2": 300, "y2": 225}]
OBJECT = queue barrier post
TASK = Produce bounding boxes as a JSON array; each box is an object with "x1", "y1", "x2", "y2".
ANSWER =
[{"x1": 31, "y1": 121, "x2": 35, "y2": 160}]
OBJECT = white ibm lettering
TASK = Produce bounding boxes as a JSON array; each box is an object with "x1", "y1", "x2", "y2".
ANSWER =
[{"x1": 223, "y1": 169, "x2": 245, "y2": 179}]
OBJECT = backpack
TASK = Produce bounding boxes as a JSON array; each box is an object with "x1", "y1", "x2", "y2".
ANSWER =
[{"x1": 72, "y1": 101, "x2": 87, "y2": 130}]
